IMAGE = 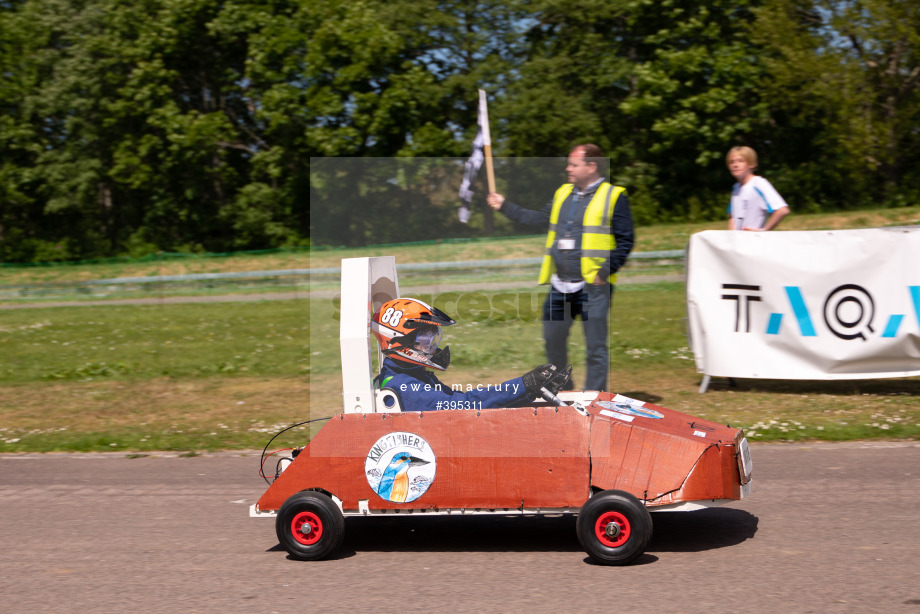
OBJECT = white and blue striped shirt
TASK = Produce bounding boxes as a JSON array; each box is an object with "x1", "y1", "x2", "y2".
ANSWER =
[{"x1": 728, "y1": 176, "x2": 789, "y2": 230}]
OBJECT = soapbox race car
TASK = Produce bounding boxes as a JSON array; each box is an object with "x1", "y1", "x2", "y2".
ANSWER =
[{"x1": 251, "y1": 257, "x2": 753, "y2": 565}]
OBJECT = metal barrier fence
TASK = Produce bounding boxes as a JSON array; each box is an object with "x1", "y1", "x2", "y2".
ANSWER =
[{"x1": 0, "y1": 250, "x2": 685, "y2": 303}]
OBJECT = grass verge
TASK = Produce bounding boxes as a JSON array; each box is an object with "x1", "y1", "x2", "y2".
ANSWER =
[{"x1": 1, "y1": 282, "x2": 918, "y2": 453}]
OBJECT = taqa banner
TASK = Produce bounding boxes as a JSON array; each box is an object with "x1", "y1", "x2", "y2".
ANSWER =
[{"x1": 686, "y1": 228, "x2": 920, "y2": 380}]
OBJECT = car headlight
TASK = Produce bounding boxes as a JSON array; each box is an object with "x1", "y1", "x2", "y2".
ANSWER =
[{"x1": 737, "y1": 437, "x2": 753, "y2": 484}]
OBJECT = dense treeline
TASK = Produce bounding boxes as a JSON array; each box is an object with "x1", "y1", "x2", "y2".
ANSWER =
[{"x1": 1, "y1": 0, "x2": 918, "y2": 259}]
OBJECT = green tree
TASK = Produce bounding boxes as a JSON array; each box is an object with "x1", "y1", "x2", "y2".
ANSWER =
[
  {"x1": 502, "y1": 0, "x2": 768, "y2": 224},
  {"x1": 617, "y1": 0, "x2": 768, "y2": 223},
  {"x1": 1, "y1": 0, "x2": 309, "y2": 261},
  {"x1": 754, "y1": 0, "x2": 920, "y2": 209},
  {"x1": 5, "y1": 0, "x2": 918, "y2": 260},
  {"x1": 0, "y1": 0, "x2": 42, "y2": 260},
  {"x1": 302, "y1": 0, "x2": 530, "y2": 245}
]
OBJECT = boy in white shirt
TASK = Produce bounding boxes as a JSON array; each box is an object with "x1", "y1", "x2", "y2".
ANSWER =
[{"x1": 726, "y1": 146, "x2": 790, "y2": 231}]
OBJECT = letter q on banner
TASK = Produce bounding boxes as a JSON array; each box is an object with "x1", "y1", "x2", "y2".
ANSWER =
[
  {"x1": 822, "y1": 284, "x2": 875, "y2": 341},
  {"x1": 686, "y1": 228, "x2": 920, "y2": 389}
]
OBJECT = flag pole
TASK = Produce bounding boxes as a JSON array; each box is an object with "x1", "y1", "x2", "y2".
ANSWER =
[{"x1": 479, "y1": 89, "x2": 496, "y2": 193}]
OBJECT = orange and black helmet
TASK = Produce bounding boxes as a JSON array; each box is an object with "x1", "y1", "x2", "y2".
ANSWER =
[{"x1": 371, "y1": 298, "x2": 456, "y2": 370}]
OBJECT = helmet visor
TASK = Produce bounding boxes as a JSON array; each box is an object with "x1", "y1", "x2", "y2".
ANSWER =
[{"x1": 414, "y1": 327, "x2": 443, "y2": 355}]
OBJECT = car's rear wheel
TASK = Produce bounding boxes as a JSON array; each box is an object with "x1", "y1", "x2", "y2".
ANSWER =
[
  {"x1": 576, "y1": 490, "x2": 652, "y2": 565},
  {"x1": 275, "y1": 491, "x2": 344, "y2": 561}
]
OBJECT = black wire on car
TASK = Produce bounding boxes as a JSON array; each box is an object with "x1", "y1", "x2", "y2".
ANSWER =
[{"x1": 259, "y1": 417, "x2": 331, "y2": 485}]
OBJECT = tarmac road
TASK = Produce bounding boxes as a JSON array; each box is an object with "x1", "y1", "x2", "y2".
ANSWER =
[{"x1": 2, "y1": 442, "x2": 919, "y2": 613}]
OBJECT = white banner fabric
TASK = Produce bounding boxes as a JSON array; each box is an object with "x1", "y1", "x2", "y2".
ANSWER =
[{"x1": 686, "y1": 228, "x2": 920, "y2": 380}]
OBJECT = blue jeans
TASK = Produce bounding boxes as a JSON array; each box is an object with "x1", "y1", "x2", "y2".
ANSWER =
[{"x1": 542, "y1": 284, "x2": 614, "y2": 391}]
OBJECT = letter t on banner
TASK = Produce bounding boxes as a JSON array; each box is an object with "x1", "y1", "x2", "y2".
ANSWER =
[{"x1": 458, "y1": 89, "x2": 495, "y2": 223}]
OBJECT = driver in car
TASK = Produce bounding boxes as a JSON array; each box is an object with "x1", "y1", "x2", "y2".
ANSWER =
[{"x1": 371, "y1": 297, "x2": 569, "y2": 412}]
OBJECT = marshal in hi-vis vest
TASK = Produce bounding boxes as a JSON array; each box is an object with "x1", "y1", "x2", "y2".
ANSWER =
[{"x1": 538, "y1": 181, "x2": 626, "y2": 285}]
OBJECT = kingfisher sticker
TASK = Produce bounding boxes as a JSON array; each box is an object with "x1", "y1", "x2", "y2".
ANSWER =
[
  {"x1": 597, "y1": 395, "x2": 664, "y2": 420},
  {"x1": 365, "y1": 432, "x2": 436, "y2": 503}
]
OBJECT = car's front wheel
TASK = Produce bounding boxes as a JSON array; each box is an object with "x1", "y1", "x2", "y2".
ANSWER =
[
  {"x1": 576, "y1": 489, "x2": 652, "y2": 565},
  {"x1": 275, "y1": 491, "x2": 344, "y2": 561}
]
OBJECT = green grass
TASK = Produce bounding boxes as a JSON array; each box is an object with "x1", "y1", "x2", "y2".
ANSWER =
[
  {"x1": 1, "y1": 301, "x2": 310, "y2": 382},
  {"x1": 2, "y1": 281, "x2": 918, "y2": 453},
  {"x1": 3, "y1": 206, "x2": 920, "y2": 452}
]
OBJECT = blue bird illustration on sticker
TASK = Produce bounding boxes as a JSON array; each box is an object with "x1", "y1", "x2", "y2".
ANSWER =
[{"x1": 376, "y1": 452, "x2": 429, "y2": 503}]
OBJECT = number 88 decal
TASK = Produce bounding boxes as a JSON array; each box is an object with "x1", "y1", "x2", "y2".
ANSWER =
[{"x1": 380, "y1": 307, "x2": 403, "y2": 327}]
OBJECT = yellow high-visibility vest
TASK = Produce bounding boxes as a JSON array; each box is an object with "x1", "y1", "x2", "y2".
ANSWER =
[{"x1": 538, "y1": 181, "x2": 626, "y2": 285}]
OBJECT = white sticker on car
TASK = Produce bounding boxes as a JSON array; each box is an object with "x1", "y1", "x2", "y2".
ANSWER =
[
  {"x1": 599, "y1": 409, "x2": 635, "y2": 422},
  {"x1": 598, "y1": 399, "x2": 663, "y2": 419}
]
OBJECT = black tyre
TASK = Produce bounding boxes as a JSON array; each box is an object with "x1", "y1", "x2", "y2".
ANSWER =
[
  {"x1": 576, "y1": 490, "x2": 653, "y2": 565},
  {"x1": 275, "y1": 491, "x2": 345, "y2": 561}
]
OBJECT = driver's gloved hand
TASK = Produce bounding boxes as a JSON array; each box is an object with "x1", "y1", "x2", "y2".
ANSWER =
[
  {"x1": 544, "y1": 364, "x2": 573, "y2": 395},
  {"x1": 522, "y1": 363, "x2": 555, "y2": 397}
]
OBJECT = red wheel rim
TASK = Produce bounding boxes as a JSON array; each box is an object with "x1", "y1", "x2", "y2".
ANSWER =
[
  {"x1": 594, "y1": 511, "x2": 630, "y2": 547},
  {"x1": 291, "y1": 511, "x2": 323, "y2": 545}
]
